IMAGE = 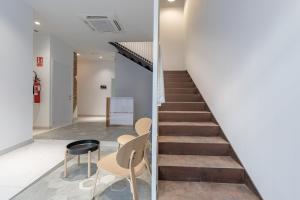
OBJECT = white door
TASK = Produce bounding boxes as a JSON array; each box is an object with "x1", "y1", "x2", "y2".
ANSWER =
[{"x1": 51, "y1": 59, "x2": 73, "y2": 128}]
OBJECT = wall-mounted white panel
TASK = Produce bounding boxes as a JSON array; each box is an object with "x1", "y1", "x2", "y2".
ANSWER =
[
  {"x1": 50, "y1": 36, "x2": 73, "y2": 128},
  {"x1": 110, "y1": 97, "x2": 134, "y2": 125}
]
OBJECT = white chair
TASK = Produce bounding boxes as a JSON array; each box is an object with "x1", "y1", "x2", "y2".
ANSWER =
[
  {"x1": 117, "y1": 117, "x2": 152, "y2": 146},
  {"x1": 91, "y1": 133, "x2": 150, "y2": 200},
  {"x1": 117, "y1": 117, "x2": 152, "y2": 175}
]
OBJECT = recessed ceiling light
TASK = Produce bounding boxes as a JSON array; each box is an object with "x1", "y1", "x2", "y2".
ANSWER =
[
  {"x1": 168, "y1": 0, "x2": 176, "y2": 2},
  {"x1": 99, "y1": 56, "x2": 103, "y2": 59},
  {"x1": 77, "y1": 53, "x2": 80, "y2": 56},
  {"x1": 34, "y1": 21, "x2": 41, "y2": 25}
]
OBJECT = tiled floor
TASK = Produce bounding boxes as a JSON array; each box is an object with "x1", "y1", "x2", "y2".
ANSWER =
[
  {"x1": 0, "y1": 140, "x2": 72, "y2": 200},
  {"x1": 0, "y1": 117, "x2": 140, "y2": 200},
  {"x1": 34, "y1": 117, "x2": 135, "y2": 141},
  {"x1": 32, "y1": 128, "x2": 50, "y2": 136},
  {"x1": 12, "y1": 146, "x2": 150, "y2": 200}
]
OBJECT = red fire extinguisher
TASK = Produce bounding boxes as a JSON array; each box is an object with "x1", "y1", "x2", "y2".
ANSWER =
[{"x1": 33, "y1": 71, "x2": 41, "y2": 103}]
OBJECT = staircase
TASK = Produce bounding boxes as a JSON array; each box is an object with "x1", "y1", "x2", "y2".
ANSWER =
[
  {"x1": 109, "y1": 42, "x2": 153, "y2": 72},
  {"x1": 158, "y1": 71, "x2": 261, "y2": 200}
]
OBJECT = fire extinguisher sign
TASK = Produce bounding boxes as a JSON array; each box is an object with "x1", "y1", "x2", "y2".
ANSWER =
[{"x1": 37, "y1": 57, "x2": 43, "y2": 67}]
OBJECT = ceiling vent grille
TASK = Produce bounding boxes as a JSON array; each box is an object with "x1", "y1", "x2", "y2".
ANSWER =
[{"x1": 81, "y1": 15, "x2": 123, "y2": 33}]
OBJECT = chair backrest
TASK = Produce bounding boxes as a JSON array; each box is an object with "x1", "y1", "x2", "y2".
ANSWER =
[
  {"x1": 116, "y1": 132, "x2": 149, "y2": 169},
  {"x1": 135, "y1": 118, "x2": 152, "y2": 136}
]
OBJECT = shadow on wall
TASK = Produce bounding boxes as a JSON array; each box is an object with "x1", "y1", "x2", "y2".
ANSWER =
[{"x1": 113, "y1": 54, "x2": 152, "y2": 120}]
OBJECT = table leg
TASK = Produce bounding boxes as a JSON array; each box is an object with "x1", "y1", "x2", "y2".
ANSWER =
[
  {"x1": 88, "y1": 151, "x2": 91, "y2": 177},
  {"x1": 77, "y1": 155, "x2": 80, "y2": 165},
  {"x1": 64, "y1": 150, "x2": 68, "y2": 177}
]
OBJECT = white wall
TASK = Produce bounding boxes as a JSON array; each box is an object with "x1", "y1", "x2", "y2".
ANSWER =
[
  {"x1": 184, "y1": 0, "x2": 300, "y2": 199},
  {"x1": 77, "y1": 59, "x2": 115, "y2": 116},
  {"x1": 0, "y1": 0, "x2": 33, "y2": 151},
  {"x1": 33, "y1": 34, "x2": 73, "y2": 128},
  {"x1": 160, "y1": 6, "x2": 185, "y2": 71},
  {"x1": 114, "y1": 54, "x2": 152, "y2": 120},
  {"x1": 33, "y1": 34, "x2": 51, "y2": 128}
]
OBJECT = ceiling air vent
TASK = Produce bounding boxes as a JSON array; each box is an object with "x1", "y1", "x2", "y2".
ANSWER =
[{"x1": 80, "y1": 15, "x2": 123, "y2": 33}]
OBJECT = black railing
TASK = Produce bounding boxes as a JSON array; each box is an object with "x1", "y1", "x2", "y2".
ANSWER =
[{"x1": 109, "y1": 42, "x2": 153, "y2": 72}]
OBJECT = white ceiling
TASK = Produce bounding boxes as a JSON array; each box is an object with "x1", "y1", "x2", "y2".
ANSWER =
[{"x1": 23, "y1": 0, "x2": 153, "y2": 60}]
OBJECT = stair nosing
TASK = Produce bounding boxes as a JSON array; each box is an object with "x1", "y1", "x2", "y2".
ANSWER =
[
  {"x1": 158, "y1": 181, "x2": 260, "y2": 200},
  {"x1": 159, "y1": 122, "x2": 219, "y2": 126},
  {"x1": 163, "y1": 102, "x2": 205, "y2": 104},
  {"x1": 159, "y1": 111, "x2": 210, "y2": 114},
  {"x1": 158, "y1": 154, "x2": 243, "y2": 169},
  {"x1": 158, "y1": 136, "x2": 229, "y2": 144}
]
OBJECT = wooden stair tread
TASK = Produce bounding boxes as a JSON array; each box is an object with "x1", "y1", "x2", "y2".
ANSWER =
[
  {"x1": 165, "y1": 82, "x2": 194, "y2": 85},
  {"x1": 165, "y1": 88, "x2": 198, "y2": 92},
  {"x1": 166, "y1": 94, "x2": 201, "y2": 96},
  {"x1": 164, "y1": 70, "x2": 188, "y2": 73},
  {"x1": 164, "y1": 80, "x2": 192, "y2": 82},
  {"x1": 159, "y1": 121, "x2": 218, "y2": 126},
  {"x1": 158, "y1": 155, "x2": 243, "y2": 169},
  {"x1": 159, "y1": 136, "x2": 228, "y2": 144},
  {"x1": 159, "y1": 111, "x2": 210, "y2": 114},
  {"x1": 163, "y1": 102, "x2": 205, "y2": 104},
  {"x1": 158, "y1": 181, "x2": 260, "y2": 200}
]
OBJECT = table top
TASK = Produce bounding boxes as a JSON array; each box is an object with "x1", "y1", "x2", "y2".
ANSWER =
[{"x1": 66, "y1": 140, "x2": 99, "y2": 155}]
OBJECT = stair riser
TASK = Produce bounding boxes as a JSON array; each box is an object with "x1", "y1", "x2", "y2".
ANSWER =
[
  {"x1": 159, "y1": 143, "x2": 230, "y2": 156},
  {"x1": 165, "y1": 88, "x2": 198, "y2": 94},
  {"x1": 159, "y1": 167, "x2": 244, "y2": 183},
  {"x1": 164, "y1": 71, "x2": 188, "y2": 74},
  {"x1": 166, "y1": 95, "x2": 202, "y2": 102},
  {"x1": 165, "y1": 82, "x2": 195, "y2": 88},
  {"x1": 159, "y1": 125, "x2": 219, "y2": 136},
  {"x1": 159, "y1": 103, "x2": 206, "y2": 111},
  {"x1": 159, "y1": 112, "x2": 212, "y2": 122},
  {"x1": 164, "y1": 78, "x2": 192, "y2": 82},
  {"x1": 164, "y1": 75, "x2": 190, "y2": 79}
]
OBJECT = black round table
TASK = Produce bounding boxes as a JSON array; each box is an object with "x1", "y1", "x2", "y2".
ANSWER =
[{"x1": 64, "y1": 140, "x2": 100, "y2": 178}]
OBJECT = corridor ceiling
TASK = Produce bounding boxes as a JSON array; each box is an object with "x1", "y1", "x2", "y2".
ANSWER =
[{"x1": 23, "y1": 0, "x2": 153, "y2": 60}]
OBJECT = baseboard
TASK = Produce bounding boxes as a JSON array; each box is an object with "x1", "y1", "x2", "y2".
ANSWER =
[{"x1": 0, "y1": 138, "x2": 34, "y2": 156}]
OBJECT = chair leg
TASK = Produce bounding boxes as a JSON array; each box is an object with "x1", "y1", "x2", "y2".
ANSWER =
[
  {"x1": 144, "y1": 143, "x2": 151, "y2": 175},
  {"x1": 91, "y1": 168, "x2": 100, "y2": 200},
  {"x1": 129, "y1": 176, "x2": 138, "y2": 200},
  {"x1": 144, "y1": 158, "x2": 151, "y2": 176},
  {"x1": 64, "y1": 150, "x2": 68, "y2": 178},
  {"x1": 129, "y1": 152, "x2": 138, "y2": 200}
]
